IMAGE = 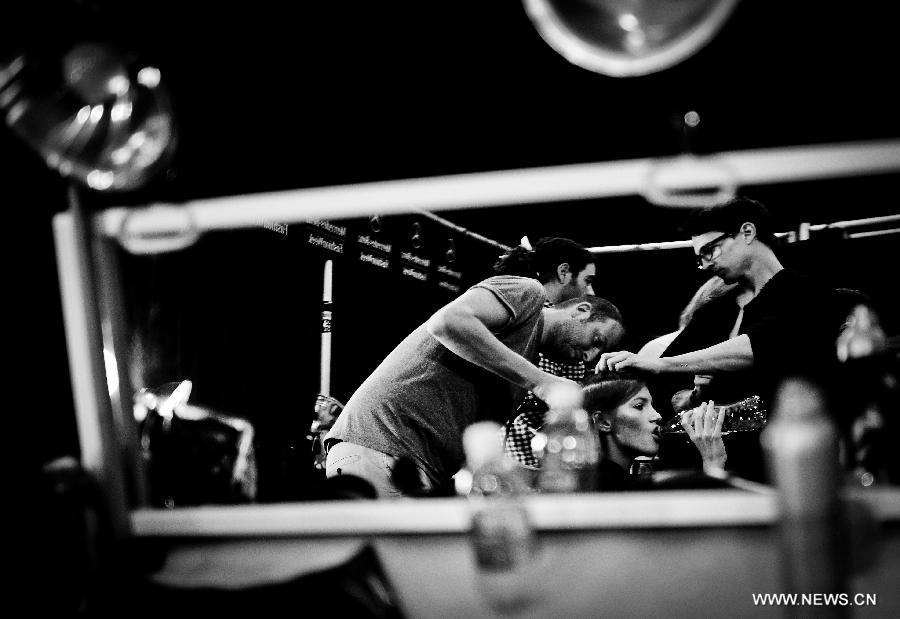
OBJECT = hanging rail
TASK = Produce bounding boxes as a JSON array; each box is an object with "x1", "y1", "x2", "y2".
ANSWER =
[
  {"x1": 589, "y1": 214, "x2": 900, "y2": 254},
  {"x1": 414, "y1": 209, "x2": 514, "y2": 253}
]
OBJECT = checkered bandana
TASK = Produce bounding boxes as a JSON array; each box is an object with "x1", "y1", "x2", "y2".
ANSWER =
[{"x1": 502, "y1": 301, "x2": 586, "y2": 468}]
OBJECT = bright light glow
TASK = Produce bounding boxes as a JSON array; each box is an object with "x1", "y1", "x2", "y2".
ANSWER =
[
  {"x1": 6, "y1": 101, "x2": 27, "y2": 125},
  {"x1": 76, "y1": 105, "x2": 91, "y2": 124},
  {"x1": 87, "y1": 169, "x2": 115, "y2": 190},
  {"x1": 110, "y1": 146, "x2": 132, "y2": 165},
  {"x1": 103, "y1": 348, "x2": 119, "y2": 395},
  {"x1": 137, "y1": 67, "x2": 161, "y2": 88},
  {"x1": 128, "y1": 131, "x2": 147, "y2": 148},
  {"x1": 684, "y1": 110, "x2": 701, "y2": 127},
  {"x1": 90, "y1": 105, "x2": 104, "y2": 123},
  {"x1": 625, "y1": 30, "x2": 647, "y2": 51},
  {"x1": 618, "y1": 13, "x2": 639, "y2": 31},
  {"x1": 108, "y1": 75, "x2": 130, "y2": 96},
  {"x1": 110, "y1": 100, "x2": 133, "y2": 123},
  {"x1": 453, "y1": 468, "x2": 472, "y2": 495}
]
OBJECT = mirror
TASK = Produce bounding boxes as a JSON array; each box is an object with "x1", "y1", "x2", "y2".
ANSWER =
[{"x1": 96, "y1": 177, "x2": 900, "y2": 507}]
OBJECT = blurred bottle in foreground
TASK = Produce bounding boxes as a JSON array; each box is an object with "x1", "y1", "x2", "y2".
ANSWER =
[
  {"x1": 761, "y1": 378, "x2": 846, "y2": 611},
  {"x1": 836, "y1": 303, "x2": 886, "y2": 364},
  {"x1": 463, "y1": 421, "x2": 540, "y2": 614},
  {"x1": 835, "y1": 301, "x2": 895, "y2": 487},
  {"x1": 532, "y1": 382, "x2": 598, "y2": 492}
]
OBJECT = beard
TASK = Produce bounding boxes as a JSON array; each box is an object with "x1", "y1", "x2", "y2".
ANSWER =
[
  {"x1": 716, "y1": 268, "x2": 738, "y2": 284},
  {"x1": 542, "y1": 320, "x2": 582, "y2": 363}
]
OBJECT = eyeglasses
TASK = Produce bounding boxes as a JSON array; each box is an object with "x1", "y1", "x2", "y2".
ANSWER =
[{"x1": 695, "y1": 233, "x2": 734, "y2": 268}]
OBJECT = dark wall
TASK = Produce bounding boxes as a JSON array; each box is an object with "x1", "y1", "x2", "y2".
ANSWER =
[
  {"x1": 2, "y1": 133, "x2": 78, "y2": 473},
  {"x1": 116, "y1": 213, "x2": 503, "y2": 499}
]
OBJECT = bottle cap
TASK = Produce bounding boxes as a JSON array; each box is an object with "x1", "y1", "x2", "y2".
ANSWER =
[
  {"x1": 543, "y1": 381, "x2": 584, "y2": 411},
  {"x1": 463, "y1": 421, "x2": 503, "y2": 470}
]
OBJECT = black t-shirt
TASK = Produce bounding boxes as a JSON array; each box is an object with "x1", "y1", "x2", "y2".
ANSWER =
[
  {"x1": 651, "y1": 269, "x2": 838, "y2": 482},
  {"x1": 656, "y1": 269, "x2": 837, "y2": 413},
  {"x1": 740, "y1": 270, "x2": 838, "y2": 403}
]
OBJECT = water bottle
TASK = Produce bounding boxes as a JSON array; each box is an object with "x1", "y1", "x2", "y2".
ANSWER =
[
  {"x1": 761, "y1": 378, "x2": 846, "y2": 611},
  {"x1": 660, "y1": 394, "x2": 767, "y2": 436},
  {"x1": 463, "y1": 422, "x2": 539, "y2": 613},
  {"x1": 629, "y1": 456, "x2": 656, "y2": 479},
  {"x1": 836, "y1": 303, "x2": 893, "y2": 486},
  {"x1": 532, "y1": 383, "x2": 598, "y2": 492}
]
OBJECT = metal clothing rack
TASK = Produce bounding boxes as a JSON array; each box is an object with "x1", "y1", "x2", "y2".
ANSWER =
[
  {"x1": 588, "y1": 214, "x2": 900, "y2": 255},
  {"x1": 414, "y1": 209, "x2": 514, "y2": 253},
  {"x1": 356, "y1": 209, "x2": 900, "y2": 257}
]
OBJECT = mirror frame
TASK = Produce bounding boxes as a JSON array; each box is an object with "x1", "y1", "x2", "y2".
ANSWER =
[{"x1": 53, "y1": 138, "x2": 900, "y2": 537}]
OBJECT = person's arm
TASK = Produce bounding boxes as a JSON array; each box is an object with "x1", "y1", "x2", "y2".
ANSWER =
[
  {"x1": 596, "y1": 334, "x2": 755, "y2": 375},
  {"x1": 637, "y1": 330, "x2": 680, "y2": 359},
  {"x1": 426, "y1": 287, "x2": 574, "y2": 401}
]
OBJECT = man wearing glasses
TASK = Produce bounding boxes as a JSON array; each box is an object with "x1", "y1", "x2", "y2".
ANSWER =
[{"x1": 596, "y1": 197, "x2": 837, "y2": 481}]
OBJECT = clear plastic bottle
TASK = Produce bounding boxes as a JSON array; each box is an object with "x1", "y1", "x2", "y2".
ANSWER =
[
  {"x1": 463, "y1": 422, "x2": 539, "y2": 613},
  {"x1": 532, "y1": 383, "x2": 599, "y2": 492},
  {"x1": 660, "y1": 394, "x2": 767, "y2": 436}
]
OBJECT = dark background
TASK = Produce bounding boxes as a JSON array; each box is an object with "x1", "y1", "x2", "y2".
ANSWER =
[{"x1": 5, "y1": 1, "x2": 899, "y2": 500}]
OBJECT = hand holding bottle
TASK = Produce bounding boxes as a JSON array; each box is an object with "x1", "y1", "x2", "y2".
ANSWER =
[
  {"x1": 662, "y1": 394, "x2": 766, "y2": 436},
  {"x1": 670, "y1": 388, "x2": 697, "y2": 415},
  {"x1": 680, "y1": 400, "x2": 728, "y2": 473}
]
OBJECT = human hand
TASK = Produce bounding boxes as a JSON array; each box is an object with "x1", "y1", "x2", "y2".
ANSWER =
[
  {"x1": 594, "y1": 351, "x2": 664, "y2": 375},
  {"x1": 670, "y1": 389, "x2": 696, "y2": 415},
  {"x1": 680, "y1": 400, "x2": 727, "y2": 473},
  {"x1": 693, "y1": 374, "x2": 713, "y2": 388},
  {"x1": 689, "y1": 374, "x2": 714, "y2": 405},
  {"x1": 313, "y1": 394, "x2": 345, "y2": 426}
]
